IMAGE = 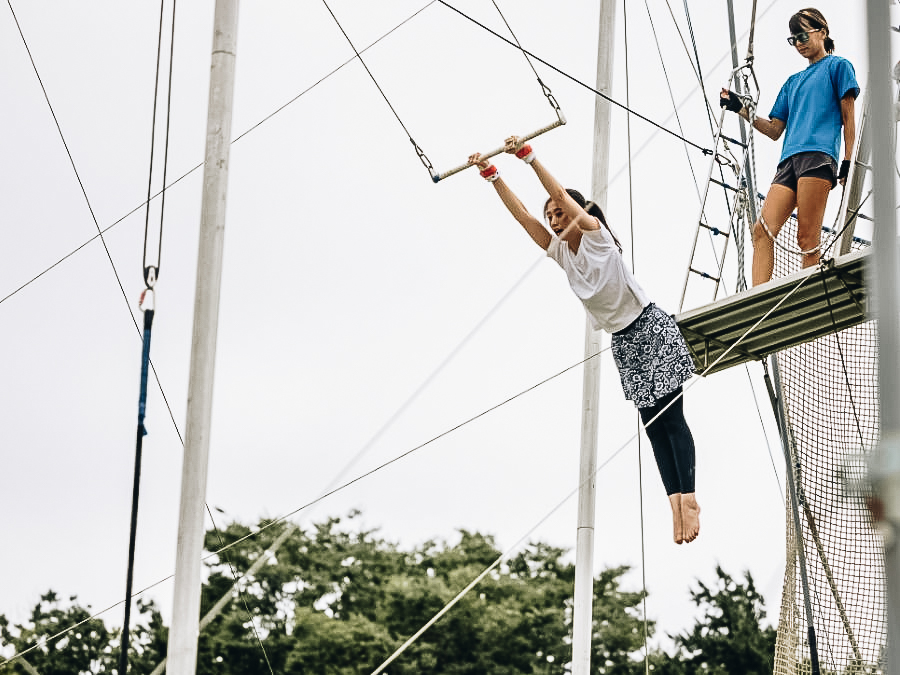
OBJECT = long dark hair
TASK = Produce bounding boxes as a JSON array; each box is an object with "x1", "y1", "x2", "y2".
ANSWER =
[
  {"x1": 790, "y1": 8, "x2": 834, "y2": 53},
  {"x1": 544, "y1": 188, "x2": 623, "y2": 253}
]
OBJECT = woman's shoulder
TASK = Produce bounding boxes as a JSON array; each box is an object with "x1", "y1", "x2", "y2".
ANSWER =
[
  {"x1": 824, "y1": 54, "x2": 856, "y2": 74},
  {"x1": 581, "y1": 224, "x2": 618, "y2": 250}
]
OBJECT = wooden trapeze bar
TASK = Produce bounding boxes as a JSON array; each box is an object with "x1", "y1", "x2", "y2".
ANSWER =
[{"x1": 431, "y1": 113, "x2": 566, "y2": 183}]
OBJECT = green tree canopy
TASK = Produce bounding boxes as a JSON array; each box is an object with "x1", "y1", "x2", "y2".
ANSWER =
[
  {"x1": 194, "y1": 512, "x2": 655, "y2": 674},
  {"x1": 0, "y1": 591, "x2": 163, "y2": 675},
  {"x1": 655, "y1": 565, "x2": 777, "y2": 675},
  {"x1": 0, "y1": 514, "x2": 782, "y2": 675}
]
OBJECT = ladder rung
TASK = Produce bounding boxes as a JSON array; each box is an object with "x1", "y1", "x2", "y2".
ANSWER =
[
  {"x1": 699, "y1": 222, "x2": 730, "y2": 237},
  {"x1": 689, "y1": 267, "x2": 721, "y2": 282},
  {"x1": 709, "y1": 177, "x2": 739, "y2": 192},
  {"x1": 720, "y1": 134, "x2": 748, "y2": 149}
]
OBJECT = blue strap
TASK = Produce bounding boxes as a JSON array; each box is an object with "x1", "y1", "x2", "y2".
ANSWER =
[{"x1": 137, "y1": 309, "x2": 154, "y2": 436}]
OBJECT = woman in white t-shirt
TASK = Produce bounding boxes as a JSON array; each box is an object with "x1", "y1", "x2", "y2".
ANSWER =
[{"x1": 469, "y1": 138, "x2": 700, "y2": 544}]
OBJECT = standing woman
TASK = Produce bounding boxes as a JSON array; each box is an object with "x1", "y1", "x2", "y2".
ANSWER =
[
  {"x1": 721, "y1": 7, "x2": 858, "y2": 286},
  {"x1": 468, "y1": 138, "x2": 700, "y2": 544}
]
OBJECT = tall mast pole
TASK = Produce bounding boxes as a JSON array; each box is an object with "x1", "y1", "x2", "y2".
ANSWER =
[
  {"x1": 571, "y1": 2, "x2": 615, "y2": 674},
  {"x1": 864, "y1": 2, "x2": 900, "y2": 673},
  {"x1": 165, "y1": 2, "x2": 239, "y2": 673}
]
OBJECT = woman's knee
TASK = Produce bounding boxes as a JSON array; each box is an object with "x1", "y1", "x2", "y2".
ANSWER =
[
  {"x1": 751, "y1": 219, "x2": 774, "y2": 248},
  {"x1": 796, "y1": 224, "x2": 822, "y2": 252}
]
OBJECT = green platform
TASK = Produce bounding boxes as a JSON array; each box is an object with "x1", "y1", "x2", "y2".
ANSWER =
[{"x1": 674, "y1": 249, "x2": 869, "y2": 376}]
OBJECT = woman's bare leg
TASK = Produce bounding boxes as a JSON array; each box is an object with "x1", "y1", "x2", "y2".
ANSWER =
[
  {"x1": 752, "y1": 184, "x2": 797, "y2": 286},
  {"x1": 795, "y1": 176, "x2": 831, "y2": 269}
]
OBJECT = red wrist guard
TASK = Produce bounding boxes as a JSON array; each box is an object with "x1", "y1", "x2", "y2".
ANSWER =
[
  {"x1": 514, "y1": 145, "x2": 534, "y2": 163},
  {"x1": 479, "y1": 165, "x2": 499, "y2": 181}
]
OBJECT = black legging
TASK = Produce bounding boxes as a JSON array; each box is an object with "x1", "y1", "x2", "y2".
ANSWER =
[{"x1": 638, "y1": 386, "x2": 695, "y2": 495}]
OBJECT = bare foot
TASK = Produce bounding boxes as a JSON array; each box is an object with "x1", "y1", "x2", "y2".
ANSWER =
[
  {"x1": 682, "y1": 493, "x2": 701, "y2": 543},
  {"x1": 668, "y1": 493, "x2": 684, "y2": 544}
]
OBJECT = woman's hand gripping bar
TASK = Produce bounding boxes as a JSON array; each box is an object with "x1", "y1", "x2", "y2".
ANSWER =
[{"x1": 432, "y1": 114, "x2": 566, "y2": 183}]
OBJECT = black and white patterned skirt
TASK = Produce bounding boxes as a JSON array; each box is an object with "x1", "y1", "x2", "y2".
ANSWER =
[{"x1": 611, "y1": 303, "x2": 695, "y2": 408}]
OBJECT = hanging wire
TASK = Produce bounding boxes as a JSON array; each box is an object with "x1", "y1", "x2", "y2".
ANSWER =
[
  {"x1": 622, "y1": 3, "x2": 651, "y2": 672},
  {"x1": 140, "y1": 0, "x2": 176, "y2": 290},
  {"x1": 437, "y1": 0, "x2": 714, "y2": 156},
  {"x1": 319, "y1": 0, "x2": 436, "y2": 178},
  {"x1": 489, "y1": 0, "x2": 563, "y2": 118},
  {"x1": 745, "y1": 0, "x2": 759, "y2": 64},
  {"x1": 644, "y1": 1, "x2": 703, "y2": 203}
]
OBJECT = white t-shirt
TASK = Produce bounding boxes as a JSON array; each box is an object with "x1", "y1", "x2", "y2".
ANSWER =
[{"x1": 546, "y1": 225, "x2": 650, "y2": 333}]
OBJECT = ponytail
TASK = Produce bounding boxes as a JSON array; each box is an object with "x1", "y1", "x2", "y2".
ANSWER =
[{"x1": 544, "y1": 188, "x2": 623, "y2": 253}]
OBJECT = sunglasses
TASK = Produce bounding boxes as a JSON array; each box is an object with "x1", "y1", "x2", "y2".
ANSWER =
[{"x1": 787, "y1": 28, "x2": 822, "y2": 46}]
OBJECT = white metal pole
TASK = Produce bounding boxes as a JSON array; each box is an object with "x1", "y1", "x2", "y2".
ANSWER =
[
  {"x1": 865, "y1": 2, "x2": 900, "y2": 674},
  {"x1": 571, "y1": 3, "x2": 615, "y2": 674},
  {"x1": 165, "y1": 2, "x2": 239, "y2": 673}
]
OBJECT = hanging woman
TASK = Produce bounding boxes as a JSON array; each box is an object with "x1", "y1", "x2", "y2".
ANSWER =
[{"x1": 468, "y1": 138, "x2": 700, "y2": 544}]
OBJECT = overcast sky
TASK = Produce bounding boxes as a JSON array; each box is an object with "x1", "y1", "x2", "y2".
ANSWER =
[{"x1": 0, "y1": 0, "x2": 886, "y2": 659}]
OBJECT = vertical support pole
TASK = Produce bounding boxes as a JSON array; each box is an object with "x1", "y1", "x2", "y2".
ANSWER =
[
  {"x1": 165, "y1": 2, "x2": 239, "y2": 674},
  {"x1": 571, "y1": 3, "x2": 615, "y2": 674},
  {"x1": 864, "y1": 2, "x2": 900, "y2": 674}
]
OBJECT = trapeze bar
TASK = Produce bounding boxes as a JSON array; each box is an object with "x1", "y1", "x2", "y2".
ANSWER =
[
  {"x1": 675, "y1": 249, "x2": 868, "y2": 376},
  {"x1": 432, "y1": 114, "x2": 567, "y2": 183}
]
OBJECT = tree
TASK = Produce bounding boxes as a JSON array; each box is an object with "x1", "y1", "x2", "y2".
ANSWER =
[
  {"x1": 0, "y1": 591, "x2": 165, "y2": 675},
  {"x1": 589, "y1": 566, "x2": 655, "y2": 675},
  {"x1": 2, "y1": 514, "x2": 784, "y2": 674},
  {"x1": 657, "y1": 565, "x2": 777, "y2": 675},
  {"x1": 0, "y1": 590, "x2": 112, "y2": 675},
  {"x1": 194, "y1": 513, "x2": 656, "y2": 674}
]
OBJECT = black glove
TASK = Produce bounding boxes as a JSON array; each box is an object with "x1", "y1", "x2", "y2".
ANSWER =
[
  {"x1": 720, "y1": 90, "x2": 743, "y2": 113},
  {"x1": 837, "y1": 159, "x2": 851, "y2": 181}
]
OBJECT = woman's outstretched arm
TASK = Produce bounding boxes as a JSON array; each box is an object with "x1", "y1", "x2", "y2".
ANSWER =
[
  {"x1": 505, "y1": 138, "x2": 597, "y2": 234},
  {"x1": 468, "y1": 152, "x2": 551, "y2": 250}
]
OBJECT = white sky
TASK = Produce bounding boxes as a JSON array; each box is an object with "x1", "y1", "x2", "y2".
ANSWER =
[{"x1": 0, "y1": 0, "x2": 887, "y2": 659}]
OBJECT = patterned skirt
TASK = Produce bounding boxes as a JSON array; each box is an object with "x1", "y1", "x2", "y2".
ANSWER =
[{"x1": 611, "y1": 303, "x2": 696, "y2": 408}]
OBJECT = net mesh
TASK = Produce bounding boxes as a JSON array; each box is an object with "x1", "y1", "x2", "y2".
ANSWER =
[{"x1": 769, "y1": 222, "x2": 886, "y2": 675}]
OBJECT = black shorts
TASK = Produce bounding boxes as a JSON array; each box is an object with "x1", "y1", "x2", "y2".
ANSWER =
[{"x1": 772, "y1": 151, "x2": 837, "y2": 191}]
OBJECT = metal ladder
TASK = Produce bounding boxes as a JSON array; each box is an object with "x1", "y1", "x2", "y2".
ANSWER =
[{"x1": 678, "y1": 63, "x2": 760, "y2": 312}]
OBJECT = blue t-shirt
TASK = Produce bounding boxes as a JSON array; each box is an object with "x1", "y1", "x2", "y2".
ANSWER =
[{"x1": 769, "y1": 54, "x2": 859, "y2": 164}]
